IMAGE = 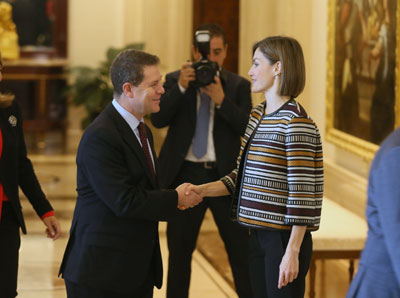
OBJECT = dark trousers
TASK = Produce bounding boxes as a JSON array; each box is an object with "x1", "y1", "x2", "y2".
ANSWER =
[
  {"x1": 249, "y1": 229, "x2": 312, "y2": 298},
  {"x1": 0, "y1": 202, "x2": 21, "y2": 298},
  {"x1": 166, "y1": 161, "x2": 252, "y2": 298},
  {"x1": 65, "y1": 279, "x2": 154, "y2": 298}
]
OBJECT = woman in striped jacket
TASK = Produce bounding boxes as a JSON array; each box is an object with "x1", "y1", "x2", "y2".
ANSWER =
[{"x1": 186, "y1": 36, "x2": 323, "y2": 298}]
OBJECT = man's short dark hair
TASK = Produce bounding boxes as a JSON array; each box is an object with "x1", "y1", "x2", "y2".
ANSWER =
[
  {"x1": 193, "y1": 23, "x2": 226, "y2": 48},
  {"x1": 110, "y1": 49, "x2": 159, "y2": 96}
]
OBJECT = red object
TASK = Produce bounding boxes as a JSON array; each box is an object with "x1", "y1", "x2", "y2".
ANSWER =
[
  {"x1": 46, "y1": 0, "x2": 54, "y2": 17},
  {"x1": 0, "y1": 128, "x2": 53, "y2": 221},
  {"x1": 41, "y1": 210, "x2": 55, "y2": 220},
  {"x1": 137, "y1": 123, "x2": 156, "y2": 180},
  {"x1": 0, "y1": 128, "x2": 9, "y2": 221}
]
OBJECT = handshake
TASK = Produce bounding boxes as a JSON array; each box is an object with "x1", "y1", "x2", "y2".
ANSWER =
[{"x1": 176, "y1": 183, "x2": 203, "y2": 210}]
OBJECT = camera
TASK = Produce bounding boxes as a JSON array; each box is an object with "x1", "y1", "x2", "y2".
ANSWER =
[{"x1": 190, "y1": 30, "x2": 219, "y2": 88}]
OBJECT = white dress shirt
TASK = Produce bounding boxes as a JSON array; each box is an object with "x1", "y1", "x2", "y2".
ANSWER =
[
  {"x1": 112, "y1": 99, "x2": 155, "y2": 168},
  {"x1": 178, "y1": 83, "x2": 216, "y2": 162}
]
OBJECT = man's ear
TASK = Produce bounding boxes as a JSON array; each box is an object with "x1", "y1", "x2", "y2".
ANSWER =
[
  {"x1": 122, "y1": 82, "x2": 134, "y2": 98},
  {"x1": 192, "y1": 45, "x2": 201, "y2": 61}
]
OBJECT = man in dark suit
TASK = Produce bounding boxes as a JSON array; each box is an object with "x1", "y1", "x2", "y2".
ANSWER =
[
  {"x1": 59, "y1": 49, "x2": 202, "y2": 298},
  {"x1": 150, "y1": 24, "x2": 253, "y2": 298}
]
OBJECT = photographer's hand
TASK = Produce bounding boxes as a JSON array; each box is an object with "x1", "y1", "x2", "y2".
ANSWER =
[
  {"x1": 201, "y1": 76, "x2": 224, "y2": 106},
  {"x1": 179, "y1": 61, "x2": 195, "y2": 89}
]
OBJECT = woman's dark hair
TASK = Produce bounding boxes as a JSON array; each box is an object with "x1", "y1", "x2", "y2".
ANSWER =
[{"x1": 253, "y1": 36, "x2": 305, "y2": 98}]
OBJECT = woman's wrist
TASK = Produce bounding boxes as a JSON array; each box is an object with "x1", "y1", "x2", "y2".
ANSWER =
[
  {"x1": 285, "y1": 246, "x2": 300, "y2": 255},
  {"x1": 199, "y1": 183, "x2": 210, "y2": 197}
]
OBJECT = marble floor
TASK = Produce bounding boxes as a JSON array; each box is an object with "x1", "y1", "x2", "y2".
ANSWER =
[
  {"x1": 18, "y1": 150, "x2": 238, "y2": 298},
  {"x1": 18, "y1": 227, "x2": 237, "y2": 298},
  {"x1": 15, "y1": 132, "x2": 355, "y2": 298}
]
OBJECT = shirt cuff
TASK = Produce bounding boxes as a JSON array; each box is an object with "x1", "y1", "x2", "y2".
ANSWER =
[
  {"x1": 41, "y1": 210, "x2": 55, "y2": 220},
  {"x1": 178, "y1": 82, "x2": 187, "y2": 94}
]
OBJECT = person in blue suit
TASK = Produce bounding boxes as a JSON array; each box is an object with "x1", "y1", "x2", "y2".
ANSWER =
[{"x1": 347, "y1": 127, "x2": 400, "y2": 297}]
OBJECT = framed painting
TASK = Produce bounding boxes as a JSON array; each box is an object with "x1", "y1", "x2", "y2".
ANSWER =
[{"x1": 326, "y1": 0, "x2": 400, "y2": 160}]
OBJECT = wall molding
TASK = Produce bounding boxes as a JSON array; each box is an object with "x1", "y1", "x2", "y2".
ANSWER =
[{"x1": 324, "y1": 159, "x2": 368, "y2": 219}]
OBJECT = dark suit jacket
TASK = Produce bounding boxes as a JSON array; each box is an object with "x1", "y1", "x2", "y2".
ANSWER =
[
  {"x1": 150, "y1": 69, "x2": 252, "y2": 188},
  {"x1": 0, "y1": 100, "x2": 53, "y2": 234},
  {"x1": 347, "y1": 127, "x2": 400, "y2": 297},
  {"x1": 59, "y1": 103, "x2": 178, "y2": 294}
]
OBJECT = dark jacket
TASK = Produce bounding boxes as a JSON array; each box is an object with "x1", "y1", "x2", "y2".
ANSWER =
[
  {"x1": 59, "y1": 103, "x2": 178, "y2": 294},
  {"x1": 0, "y1": 100, "x2": 53, "y2": 234},
  {"x1": 151, "y1": 69, "x2": 252, "y2": 188}
]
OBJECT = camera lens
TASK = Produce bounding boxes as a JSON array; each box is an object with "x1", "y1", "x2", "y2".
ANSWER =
[
  {"x1": 191, "y1": 59, "x2": 218, "y2": 88},
  {"x1": 196, "y1": 65, "x2": 215, "y2": 86}
]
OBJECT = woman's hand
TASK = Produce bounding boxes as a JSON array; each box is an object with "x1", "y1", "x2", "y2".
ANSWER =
[
  {"x1": 184, "y1": 183, "x2": 204, "y2": 198},
  {"x1": 176, "y1": 183, "x2": 203, "y2": 210},
  {"x1": 277, "y1": 225, "x2": 307, "y2": 289},
  {"x1": 43, "y1": 215, "x2": 62, "y2": 240},
  {"x1": 175, "y1": 180, "x2": 230, "y2": 210},
  {"x1": 278, "y1": 249, "x2": 299, "y2": 289},
  {"x1": 185, "y1": 180, "x2": 229, "y2": 198}
]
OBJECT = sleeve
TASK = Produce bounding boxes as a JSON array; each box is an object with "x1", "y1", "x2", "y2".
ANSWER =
[
  {"x1": 79, "y1": 129, "x2": 178, "y2": 221},
  {"x1": 220, "y1": 169, "x2": 238, "y2": 195},
  {"x1": 215, "y1": 78, "x2": 252, "y2": 135},
  {"x1": 374, "y1": 147, "x2": 400, "y2": 285},
  {"x1": 15, "y1": 102, "x2": 53, "y2": 218},
  {"x1": 150, "y1": 72, "x2": 186, "y2": 128},
  {"x1": 40, "y1": 210, "x2": 55, "y2": 220},
  {"x1": 284, "y1": 117, "x2": 323, "y2": 228}
]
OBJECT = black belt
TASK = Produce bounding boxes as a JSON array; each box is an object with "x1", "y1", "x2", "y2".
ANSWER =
[{"x1": 184, "y1": 160, "x2": 217, "y2": 169}]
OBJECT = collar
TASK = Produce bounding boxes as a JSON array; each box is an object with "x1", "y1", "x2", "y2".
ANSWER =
[
  {"x1": 112, "y1": 99, "x2": 143, "y2": 131},
  {"x1": 219, "y1": 67, "x2": 228, "y2": 83}
]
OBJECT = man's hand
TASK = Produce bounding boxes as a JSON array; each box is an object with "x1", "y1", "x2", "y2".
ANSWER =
[
  {"x1": 178, "y1": 61, "x2": 195, "y2": 89},
  {"x1": 43, "y1": 215, "x2": 61, "y2": 240},
  {"x1": 184, "y1": 183, "x2": 204, "y2": 197},
  {"x1": 200, "y1": 76, "x2": 225, "y2": 105},
  {"x1": 176, "y1": 183, "x2": 202, "y2": 210}
]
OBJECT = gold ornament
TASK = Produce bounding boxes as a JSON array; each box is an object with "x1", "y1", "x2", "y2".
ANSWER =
[{"x1": 0, "y1": 2, "x2": 20, "y2": 60}]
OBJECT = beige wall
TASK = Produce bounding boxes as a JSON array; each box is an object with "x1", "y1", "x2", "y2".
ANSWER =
[
  {"x1": 68, "y1": 0, "x2": 192, "y2": 73},
  {"x1": 67, "y1": 0, "x2": 193, "y2": 134},
  {"x1": 68, "y1": 0, "x2": 124, "y2": 68},
  {"x1": 67, "y1": 0, "x2": 371, "y2": 189}
]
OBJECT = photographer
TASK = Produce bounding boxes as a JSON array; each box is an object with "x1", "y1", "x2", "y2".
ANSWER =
[{"x1": 151, "y1": 24, "x2": 252, "y2": 298}]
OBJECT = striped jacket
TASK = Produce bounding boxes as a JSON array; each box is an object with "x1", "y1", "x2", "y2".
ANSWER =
[{"x1": 221, "y1": 99, "x2": 323, "y2": 231}]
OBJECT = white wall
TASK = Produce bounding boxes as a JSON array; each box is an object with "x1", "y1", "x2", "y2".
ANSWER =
[
  {"x1": 68, "y1": 0, "x2": 124, "y2": 67},
  {"x1": 67, "y1": 0, "x2": 371, "y2": 183},
  {"x1": 68, "y1": 0, "x2": 192, "y2": 73},
  {"x1": 67, "y1": 0, "x2": 193, "y2": 133}
]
